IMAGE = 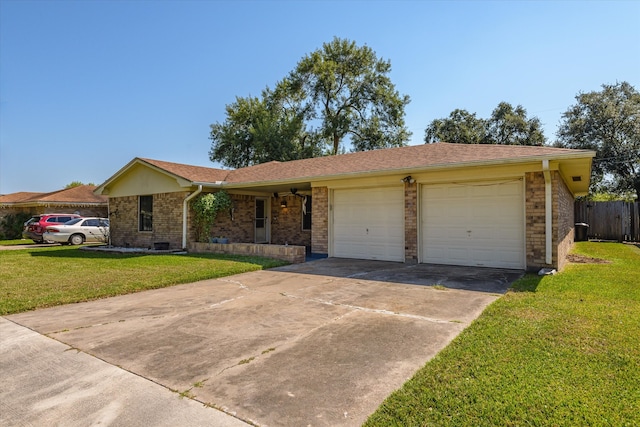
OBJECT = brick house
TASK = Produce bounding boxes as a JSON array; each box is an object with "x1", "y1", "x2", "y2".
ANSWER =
[
  {"x1": 0, "y1": 185, "x2": 108, "y2": 222},
  {"x1": 94, "y1": 143, "x2": 594, "y2": 272}
]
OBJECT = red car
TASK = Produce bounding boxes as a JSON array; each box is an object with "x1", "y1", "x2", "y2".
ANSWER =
[{"x1": 22, "y1": 213, "x2": 83, "y2": 243}]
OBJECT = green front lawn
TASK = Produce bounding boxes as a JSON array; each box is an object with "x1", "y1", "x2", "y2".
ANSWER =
[
  {"x1": 0, "y1": 239, "x2": 36, "y2": 246},
  {"x1": 0, "y1": 245, "x2": 287, "y2": 315},
  {"x1": 366, "y1": 242, "x2": 640, "y2": 426}
]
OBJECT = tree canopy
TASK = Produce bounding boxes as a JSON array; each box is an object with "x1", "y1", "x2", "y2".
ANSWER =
[
  {"x1": 424, "y1": 102, "x2": 546, "y2": 146},
  {"x1": 209, "y1": 37, "x2": 411, "y2": 168},
  {"x1": 424, "y1": 109, "x2": 487, "y2": 144},
  {"x1": 65, "y1": 181, "x2": 94, "y2": 188},
  {"x1": 556, "y1": 81, "x2": 640, "y2": 199}
]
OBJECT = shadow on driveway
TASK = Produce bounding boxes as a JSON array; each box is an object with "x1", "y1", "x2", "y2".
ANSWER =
[{"x1": 275, "y1": 258, "x2": 524, "y2": 293}]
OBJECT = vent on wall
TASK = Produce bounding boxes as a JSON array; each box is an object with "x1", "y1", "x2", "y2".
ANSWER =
[{"x1": 571, "y1": 176, "x2": 582, "y2": 182}]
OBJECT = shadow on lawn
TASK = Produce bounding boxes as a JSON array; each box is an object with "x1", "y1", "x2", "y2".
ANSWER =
[
  {"x1": 509, "y1": 273, "x2": 544, "y2": 293},
  {"x1": 27, "y1": 246, "x2": 283, "y2": 267},
  {"x1": 28, "y1": 247, "x2": 149, "y2": 259}
]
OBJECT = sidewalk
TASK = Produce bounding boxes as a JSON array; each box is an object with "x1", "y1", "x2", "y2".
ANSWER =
[{"x1": 0, "y1": 317, "x2": 248, "y2": 427}]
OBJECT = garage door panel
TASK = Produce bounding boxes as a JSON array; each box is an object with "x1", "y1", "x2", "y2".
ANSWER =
[
  {"x1": 333, "y1": 187, "x2": 404, "y2": 262},
  {"x1": 421, "y1": 180, "x2": 524, "y2": 269}
]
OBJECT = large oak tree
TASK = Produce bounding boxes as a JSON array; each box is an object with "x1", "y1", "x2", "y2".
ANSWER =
[
  {"x1": 424, "y1": 102, "x2": 546, "y2": 146},
  {"x1": 556, "y1": 81, "x2": 640, "y2": 199}
]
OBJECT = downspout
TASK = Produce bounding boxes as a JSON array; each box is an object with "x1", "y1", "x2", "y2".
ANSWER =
[
  {"x1": 183, "y1": 185, "x2": 203, "y2": 250},
  {"x1": 542, "y1": 160, "x2": 552, "y2": 265}
]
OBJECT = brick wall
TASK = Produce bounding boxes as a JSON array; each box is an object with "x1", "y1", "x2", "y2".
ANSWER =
[
  {"x1": 554, "y1": 171, "x2": 575, "y2": 271},
  {"x1": 525, "y1": 172, "x2": 549, "y2": 270},
  {"x1": 311, "y1": 187, "x2": 328, "y2": 254},
  {"x1": 404, "y1": 181, "x2": 418, "y2": 263},
  {"x1": 270, "y1": 195, "x2": 311, "y2": 248},
  {"x1": 525, "y1": 171, "x2": 574, "y2": 271},
  {"x1": 110, "y1": 192, "x2": 187, "y2": 249},
  {"x1": 207, "y1": 194, "x2": 254, "y2": 243}
]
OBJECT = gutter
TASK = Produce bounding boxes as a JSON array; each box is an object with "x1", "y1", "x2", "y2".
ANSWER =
[
  {"x1": 542, "y1": 160, "x2": 552, "y2": 265},
  {"x1": 182, "y1": 185, "x2": 203, "y2": 249}
]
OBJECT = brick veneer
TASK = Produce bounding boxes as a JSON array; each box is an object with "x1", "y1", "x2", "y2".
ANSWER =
[
  {"x1": 269, "y1": 195, "x2": 311, "y2": 248},
  {"x1": 554, "y1": 172, "x2": 575, "y2": 271},
  {"x1": 311, "y1": 187, "x2": 328, "y2": 254},
  {"x1": 525, "y1": 171, "x2": 574, "y2": 271},
  {"x1": 110, "y1": 192, "x2": 187, "y2": 249},
  {"x1": 194, "y1": 193, "x2": 311, "y2": 248},
  {"x1": 109, "y1": 173, "x2": 575, "y2": 269},
  {"x1": 404, "y1": 181, "x2": 418, "y2": 263},
  {"x1": 526, "y1": 172, "x2": 547, "y2": 269}
]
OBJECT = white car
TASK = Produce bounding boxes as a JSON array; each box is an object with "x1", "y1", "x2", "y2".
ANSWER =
[{"x1": 43, "y1": 217, "x2": 110, "y2": 245}]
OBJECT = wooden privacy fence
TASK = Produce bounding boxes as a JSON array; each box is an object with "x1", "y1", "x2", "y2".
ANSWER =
[{"x1": 575, "y1": 201, "x2": 640, "y2": 242}]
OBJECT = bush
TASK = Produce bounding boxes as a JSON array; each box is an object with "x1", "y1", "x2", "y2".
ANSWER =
[{"x1": 0, "y1": 212, "x2": 32, "y2": 240}]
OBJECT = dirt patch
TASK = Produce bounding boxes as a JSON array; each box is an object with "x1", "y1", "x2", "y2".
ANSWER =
[{"x1": 567, "y1": 254, "x2": 611, "y2": 264}]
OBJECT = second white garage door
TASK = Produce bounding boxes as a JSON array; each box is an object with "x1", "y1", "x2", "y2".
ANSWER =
[
  {"x1": 333, "y1": 187, "x2": 404, "y2": 262},
  {"x1": 421, "y1": 180, "x2": 524, "y2": 269}
]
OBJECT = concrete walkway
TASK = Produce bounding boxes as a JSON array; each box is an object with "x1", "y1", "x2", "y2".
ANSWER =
[
  {"x1": 3, "y1": 259, "x2": 522, "y2": 426},
  {"x1": 0, "y1": 317, "x2": 249, "y2": 426}
]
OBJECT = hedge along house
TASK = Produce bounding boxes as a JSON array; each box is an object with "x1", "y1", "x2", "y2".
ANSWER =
[{"x1": 94, "y1": 143, "x2": 594, "y2": 272}]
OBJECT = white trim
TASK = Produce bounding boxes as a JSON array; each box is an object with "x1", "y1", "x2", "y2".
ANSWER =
[{"x1": 183, "y1": 185, "x2": 202, "y2": 249}]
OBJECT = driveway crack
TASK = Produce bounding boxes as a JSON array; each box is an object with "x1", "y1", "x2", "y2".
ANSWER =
[{"x1": 279, "y1": 293, "x2": 452, "y2": 324}]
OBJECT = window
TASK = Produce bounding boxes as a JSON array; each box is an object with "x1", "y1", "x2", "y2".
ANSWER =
[
  {"x1": 302, "y1": 196, "x2": 312, "y2": 230},
  {"x1": 139, "y1": 195, "x2": 153, "y2": 231}
]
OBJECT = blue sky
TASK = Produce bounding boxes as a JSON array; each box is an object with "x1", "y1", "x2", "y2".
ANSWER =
[{"x1": 1, "y1": 0, "x2": 638, "y2": 194}]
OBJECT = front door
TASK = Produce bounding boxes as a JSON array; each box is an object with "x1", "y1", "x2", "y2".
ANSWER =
[{"x1": 255, "y1": 198, "x2": 269, "y2": 243}]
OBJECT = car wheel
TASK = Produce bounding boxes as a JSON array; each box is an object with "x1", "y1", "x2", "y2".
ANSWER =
[{"x1": 69, "y1": 234, "x2": 84, "y2": 245}]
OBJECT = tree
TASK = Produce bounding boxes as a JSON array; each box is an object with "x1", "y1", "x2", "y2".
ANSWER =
[
  {"x1": 281, "y1": 37, "x2": 411, "y2": 155},
  {"x1": 486, "y1": 102, "x2": 546, "y2": 146},
  {"x1": 556, "y1": 81, "x2": 640, "y2": 199},
  {"x1": 209, "y1": 38, "x2": 411, "y2": 167},
  {"x1": 65, "y1": 181, "x2": 94, "y2": 188},
  {"x1": 424, "y1": 109, "x2": 487, "y2": 144},
  {"x1": 424, "y1": 102, "x2": 546, "y2": 146},
  {"x1": 209, "y1": 94, "x2": 318, "y2": 168}
]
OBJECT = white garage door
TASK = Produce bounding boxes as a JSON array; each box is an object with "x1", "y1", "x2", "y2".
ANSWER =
[
  {"x1": 421, "y1": 180, "x2": 524, "y2": 269},
  {"x1": 333, "y1": 187, "x2": 404, "y2": 262}
]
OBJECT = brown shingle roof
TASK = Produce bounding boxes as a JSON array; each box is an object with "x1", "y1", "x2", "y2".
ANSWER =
[
  {"x1": 105, "y1": 143, "x2": 592, "y2": 190},
  {"x1": 140, "y1": 158, "x2": 230, "y2": 183},
  {"x1": 0, "y1": 192, "x2": 45, "y2": 203},
  {"x1": 0, "y1": 186, "x2": 107, "y2": 206},
  {"x1": 225, "y1": 142, "x2": 593, "y2": 183}
]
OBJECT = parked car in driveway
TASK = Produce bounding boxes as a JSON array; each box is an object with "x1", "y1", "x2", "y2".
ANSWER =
[
  {"x1": 22, "y1": 214, "x2": 83, "y2": 243},
  {"x1": 43, "y1": 217, "x2": 110, "y2": 245}
]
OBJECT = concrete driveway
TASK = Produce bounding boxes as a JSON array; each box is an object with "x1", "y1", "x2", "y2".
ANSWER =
[{"x1": 4, "y1": 258, "x2": 522, "y2": 426}]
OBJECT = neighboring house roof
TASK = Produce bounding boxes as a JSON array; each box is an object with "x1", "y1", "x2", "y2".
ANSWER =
[
  {"x1": 0, "y1": 185, "x2": 108, "y2": 208},
  {"x1": 0, "y1": 192, "x2": 45, "y2": 203},
  {"x1": 95, "y1": 142, "x2": 596, "y2": 196}
]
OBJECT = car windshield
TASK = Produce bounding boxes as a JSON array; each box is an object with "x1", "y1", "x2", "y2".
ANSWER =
[{"x1": 64, "y1": 218, "x2": 83, "y2": 225}]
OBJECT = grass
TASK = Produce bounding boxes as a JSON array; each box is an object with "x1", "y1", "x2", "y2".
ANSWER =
[
  {"x1": 0, "y1": 239, "x2": 36, "y2": 246},
  {"x1": 365, "y1": 242, "x2": 640, "y2": 427},
  {"x1": 0, "y1": 245, "x2": 287, "y2": 315}
]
